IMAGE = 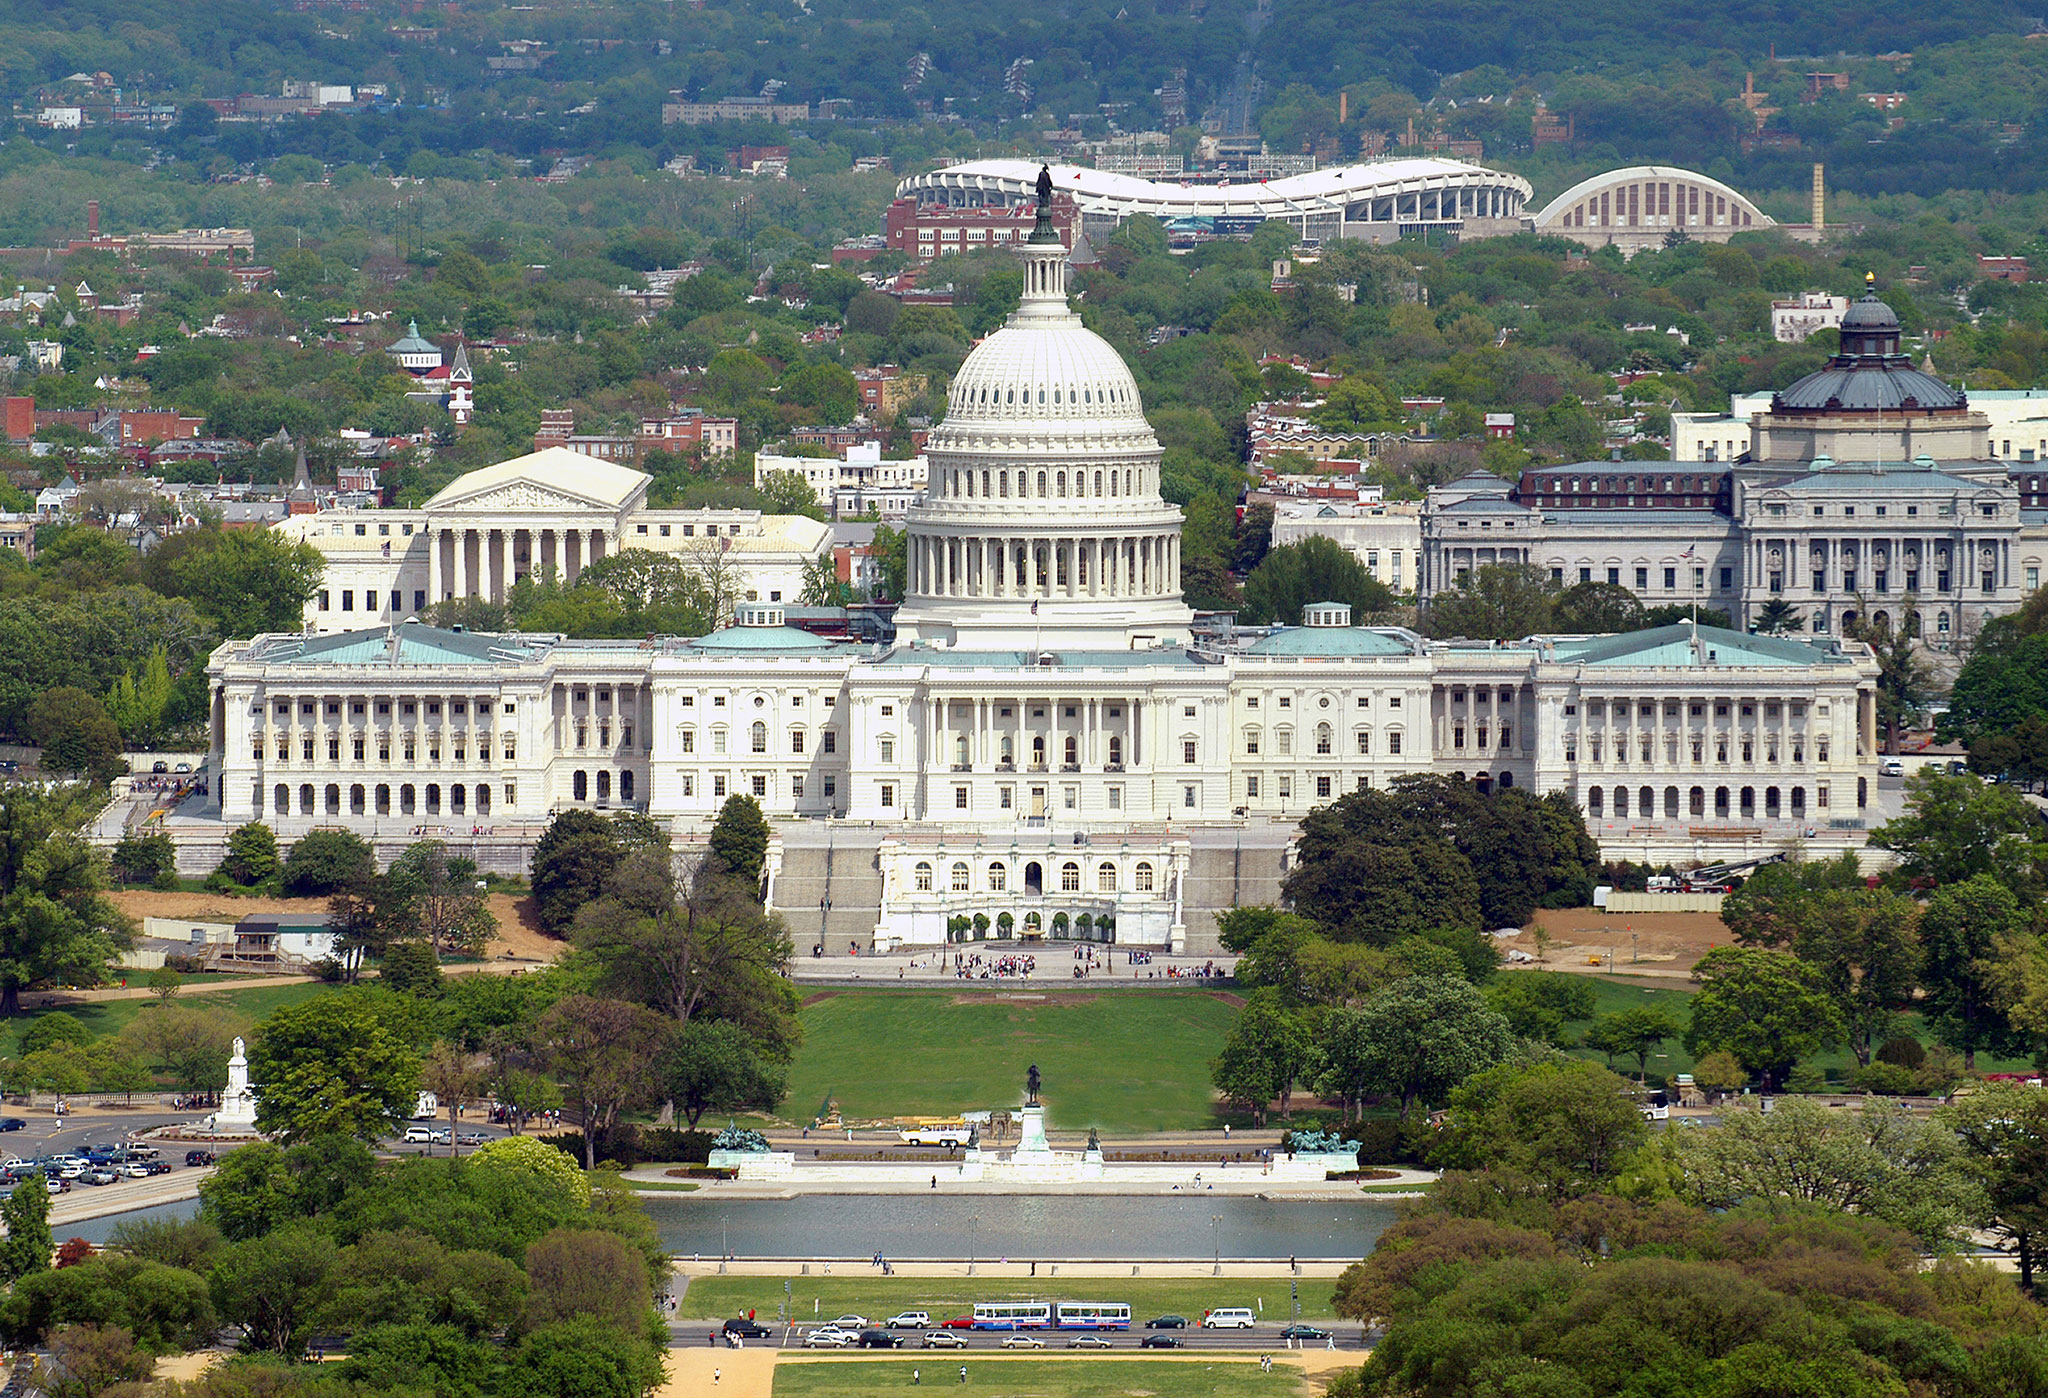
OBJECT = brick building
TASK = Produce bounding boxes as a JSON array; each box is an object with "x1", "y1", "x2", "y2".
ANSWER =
[{"x1": 882, "y1": 196, "x2": 1077, "y2": 261}]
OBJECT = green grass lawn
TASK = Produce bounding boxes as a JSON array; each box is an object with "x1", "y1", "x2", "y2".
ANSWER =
[
  {"x1": 784, "y1": 990, "x2": 1241, "y2": 1132},
  {"x1": 0, "y1": 980, "x2": 333, "y2": 1057},
  {"x1": 680, "y1": 1275, "x2": 1336, "y2": 1325},
  {"x1": 772, "y1": 1357, "x2": 1304, "y2": 1397}
]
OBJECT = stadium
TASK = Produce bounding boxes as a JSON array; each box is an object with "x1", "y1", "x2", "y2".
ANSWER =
[{"x1": 896, "y1": 157, "x2": 1536, "y2": 244}]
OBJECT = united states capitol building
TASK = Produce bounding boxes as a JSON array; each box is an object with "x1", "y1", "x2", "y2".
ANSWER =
[{"x1": 203, "y1": 190, "x2": 1881, "y2": 953}]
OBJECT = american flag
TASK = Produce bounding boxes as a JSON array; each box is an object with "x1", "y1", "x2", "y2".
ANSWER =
[
  {"x1": 1681, "y1": 545, "x2": 1697, "y2": 560},
  {"x1": 1030, "y1": 599, "x2": 1039, "y2": 615}
]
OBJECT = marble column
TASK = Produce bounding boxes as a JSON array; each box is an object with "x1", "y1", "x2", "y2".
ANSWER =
[
  {"x1": 428, "y1": 528, "x2": 442, "y2": 602},
  {"x1": 452, "y1": 528, "x2": 468, "y2": 599}
]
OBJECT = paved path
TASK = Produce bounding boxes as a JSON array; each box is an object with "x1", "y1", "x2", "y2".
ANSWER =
[{"x1": 655, "y1": 1347, "x2": 1354, "y2": 1398}]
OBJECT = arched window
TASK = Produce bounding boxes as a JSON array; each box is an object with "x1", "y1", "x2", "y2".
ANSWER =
[
  {"x1": 621, "y1": 771, "x2": 635, "y2": 801},
  {"x1": 425, "y1": 783, "x2": 442, "y2": 814},
  {"x1": 1094, "y1": 470, "x2": 1103, "y2": 495},
  {"x1": 1315, "y1": 723, "x2": 1333, "y2": 755},
  {"x1": 1108, "y1": 735, "x2": 1122, "y2": 765},
  {"x1": 1060, "y1": 861, "x2": 1081, "y2": 892},
  {"x1": 573, "y1": 770, "x2": 588, "y2": 801},
  {"x1": 597, "y1": 771, "x2": 611, "y2": 802},
  {"x1": 988, "y1": 862, "x2": 1007, "y2": 892},
  {"x1": 324, "y1": 784, "x2": 341, "y2": 815},
  {"x1": 273, "y1": 784, "x2": 289, "y2": 814},
  {"x1": 1037, "y1": 470, "x2": 1048, "y2": 497},
  {"x1": 1063, "y1": 735, "x2": 1077, "y2": 766},
  {"x1": 1057, "y1": 471, "x2": 1067, "y2": 497},
  {"x1": 1134, "y1": 861, "x2": 1155, "y2": 892},
  {"x1": 750, "y1": 721, "x2": 767, "y2": 754},
  {"x1": 400, "y1": 784, "x2": 416, "y2": 814},
  {"x1": 951, "y1": 862, "x2": 970, "y2": 892},
  {"x1": 1097, "y1": 862, "x2": 1117, "y2": 893},
  {"x1": 914, "y1": 861, "x2": 934, "y2": 892}
]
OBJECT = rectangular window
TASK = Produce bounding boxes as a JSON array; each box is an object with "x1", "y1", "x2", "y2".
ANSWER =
[
  {"x1": 1720, "y1": 567, "x2": 1732, "y2": 589},
  {"x1": 1107, "y1": 786, "x2": 1121, "y2": 810},
  {"x1": 880, "y1": 783, "x2": 895, "y2": 808},
  {"x1": 1246, "y1": 775, "x2": 1260, "y2": 797},
  {"x1": 712, "y1": 731, "x2": 725, "y2": 754},
  {"x1": 880, "y1": 738, "x2": 895, "y2": 763},
  {"x1": 1182, "y1": 739, "x2": 1197, "y2": 764},
  {"x1": 318, "y1": 590, "x2": 330, "y2": 611},
  {"x1": 713, "y1": 775, "x2": 727, "y2": 797},
  {"x1": 1000, "y1": 786, "x2": 1013, "y2": 809},
  {"x1": 1664, "y1": 567, "x2": 1676, "y2": 589},
  {"x1": 1387, "y1": 732, "x2": 1402, "y2": 755},
  {"x1": 1316, "y1": 775, "x2": 1332, "y2": 798},
  {"x1": 341, "y1": 591, "x2": 354, "y2": 612},
  {"x1": 1356, "y1": 732, "x2": 1370, "y2": 755},
  {"x1": 751, "y1": 775, "x2": 767, "y2": 797},
  {"x1": 955, "y1": 786, "x2": 969, "y2": 809},
  {"x1": 792, "y1": 776, "x2": 804, "y2": 799},
  {"x1": 822, "y1": 730, "x2": 837, "y2": 754},
  {"x1": 1636, "y1": 566, "x2": 1649, "y2": 589},
  {"x1": 824, "y1": 777, "x2": 836, "y2": 799},
  {"x1": 1183, "y1": 785, "x2": 1197, "y2": 808},
  {"x1": 682, "y1": 776, "x2": 694, "y2": 796},
  {"x1": 1607, "y1": 567, "x2": 1620, "y2": 586}
]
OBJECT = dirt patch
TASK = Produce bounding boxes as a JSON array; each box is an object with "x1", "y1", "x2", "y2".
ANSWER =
[
  {"x1": 1504, "y1": 907, "x2": 1732, "y2": 980},
  {"x1": 1205, "y1": 990, "x2": 1248, "y2": 1009},
  {"x1": 800, "y1": 991, "x2": 842, "y2": 1007},
  {"x1": 112, "y1": 888, "x2": 561, "y2": 968},
  {"x1": 948, "y1": 991, "x2": 1100, "y2": 1006}
]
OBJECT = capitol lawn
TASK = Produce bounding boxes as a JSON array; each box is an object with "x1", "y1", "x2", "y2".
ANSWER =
[
  {"x1": 785, "y1": 989, "x2": 1243, "y2": 1133},
  {"x1": 770, "y1": 1357, "x2": 1302, "y2": 1396},
  {"x1": 681, "y1": 1275, "x2": 1340, "y2": 1325}
]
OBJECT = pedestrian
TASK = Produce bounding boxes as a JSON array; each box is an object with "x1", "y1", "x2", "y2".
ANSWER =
[
  {"x1": 959, "y1": 1365, "x2": 968, "y2": 1384},
  {"x1": 714, "y1": 1369, "x2": 720, "y2": 1385},
  {"x1": 1029, "y1": 1261, "x2": 1036, "y2": 1277},
  {"x1": 931, "y1": 1175, "x2": 938, "y2": 1189},
  {"x1": 1224, "y1": 1123, "x2": 1230, "y2": 1139},
  {"x1": 710, "y1": 1330, "x2": 718, "y2": 1346},
  {"x1": 914, "y1": 1369, "x2": 920, "y2": 1385},
  {"x1": 1327, "y1": 1333, "x2": 1337, "y2": 1350}
]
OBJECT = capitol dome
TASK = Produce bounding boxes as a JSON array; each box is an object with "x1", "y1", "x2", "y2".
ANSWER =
[{"x1": 892, "y1": 169, "x2": 1192, "y2": 651}]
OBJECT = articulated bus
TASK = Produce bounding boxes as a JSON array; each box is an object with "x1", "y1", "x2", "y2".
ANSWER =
[
  {"x1": 969, "y1": 1302, "x2": 1131, "y2": 1330},
  {"x1": 1054, "y1": 1302, "x2": 1132, "y2": 1330}
]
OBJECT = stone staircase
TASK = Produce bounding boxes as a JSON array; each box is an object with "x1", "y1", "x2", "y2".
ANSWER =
[{"x1": 772, "y1": 825, "x2": 886, "y2": 954}]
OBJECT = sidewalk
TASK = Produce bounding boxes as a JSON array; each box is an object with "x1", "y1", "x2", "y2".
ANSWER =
[{"x1": 672, "y1": 1257, "x2": 1359, "y2": 1280}]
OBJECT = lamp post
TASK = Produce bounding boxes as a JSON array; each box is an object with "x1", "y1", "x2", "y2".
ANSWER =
[
  {"x1": 720, "y1": 1214, "x2": 729, "y2": 1274},
  {"x1": 1211, "y1": 1214, "x2": 1223, "y2": 1277},
  {"x1": 969, "y1": 1214, "x2": 981, "y2": 1276}
]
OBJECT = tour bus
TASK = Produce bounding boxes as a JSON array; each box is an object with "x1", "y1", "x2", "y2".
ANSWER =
[
  {"x1": 971, "y1": 1302, "x2": 1052, "y2": 1330},
  {"x1": 1054, "y1": 1302, "x2": 1132, "y2": 1330},
  {"x1": 899, "y1": 1120, "x2": 972, "y2": 1147}
]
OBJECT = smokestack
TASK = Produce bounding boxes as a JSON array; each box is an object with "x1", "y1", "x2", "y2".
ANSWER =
[
  {"x1": 1811, "y1": 163, "x2": 1824, "y2": 231},
  {"x1": 1339, "y1": 91, "x2": 1348, "y2": 124},
  {"x1": 87, "y1": 200, "x2": 99, "y2": 240}
]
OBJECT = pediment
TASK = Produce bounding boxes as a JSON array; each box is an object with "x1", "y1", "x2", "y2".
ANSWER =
[{"x1": 431, "y1": 480, "x2": 618, "y2": 514}]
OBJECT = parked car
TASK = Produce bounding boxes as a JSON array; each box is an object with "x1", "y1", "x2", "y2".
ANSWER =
[
  {"x1": 119, "y1": 1163, "x2": 152, "y2": 1179},
  {"x1": 42, "y1": 1176, "x2": 67, "y2": 1195},
  {"x1": 1145, "y1": 1316, "x2": 1188, "y2": 1329},
  {"x1": 0, "y1": 1118, "x2": 24, "y2": 1132},
  {"x1": 922, "y1": 1332, "x2": 969, "y2": 1349},
  {"x1": 150, "y1": 761, "x2": 169, "y2": 774},
  {"x1": 456, "y1": 1131, "x2": 488, "y2": 1146},
  {"x1": 1880, "y1": 758, "x2": 1904, "y2": 777},
  {"x1": 801, "y1": 1327, "x2": 856, "y2": 1349},
  {"x1": 140, "y1": 1161, "x2": 172, "y2": 1177},
  {"x1": 185, "y1": 1150, "x2": 217, "y2": 1167},
  {"x1": 1140, "y1": 1334, "x2": 1184, "y2": 1349},
  {"x1": 125, "y1": 1144, "x2": 160, "y2": 1160},
  {"x1": 1279, "y1": 1324, "x2": 1331, "y2": 1341},
  {"x1": 1067, "y1": 1335, "x2": 1114, "y2": 1349},
  {"x1": 830, "y1": 1314, "x2": 869, "y2": 1330},
  {"x1": 174, "y1": 762, "x2": 192, "y2": 773},
  {"x1": 1000, "y1": 1335, "x2": 1045, "y2": 1350},
  {"x1": 885, "y1": 1311, "x2": 931, "y2": 1330},
  {"x1": 82, "y1": 1168, "x2": 117, "y2": 1187},
  {"x1": 722, "y1": 1319, "x2": 771, "y2": 1338},
  {"x1": 857, "y1": 1330, "x2": 906, "y2": 1349},
  {"x1": 401, "y1": 1126, "x2": 450, "y2": 1144}
]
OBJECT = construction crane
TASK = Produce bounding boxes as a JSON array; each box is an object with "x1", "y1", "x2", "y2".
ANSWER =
[{"x1": 1671, "y1": 852, "x2": 1787, "y2": 892}]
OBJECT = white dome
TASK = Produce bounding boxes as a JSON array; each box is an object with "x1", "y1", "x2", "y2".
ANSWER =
[{"x1": 941, "y1": 319, "x2": 1150, "y2": 434}]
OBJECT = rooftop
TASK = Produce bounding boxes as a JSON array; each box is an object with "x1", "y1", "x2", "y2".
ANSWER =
[{"x1": 1548, "y1": 623, "x2": 1852, "y2": 669}]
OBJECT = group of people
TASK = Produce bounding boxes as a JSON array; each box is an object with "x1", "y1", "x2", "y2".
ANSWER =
[{"x1": 953, "y1": 952, "x2": 1038, "y2": 979}]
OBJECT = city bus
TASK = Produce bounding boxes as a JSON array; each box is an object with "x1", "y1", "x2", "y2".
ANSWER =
[
  {"x1": 1054, "y1": 1302, "x2": 1132, "y2": 1330},
  {"x1": 971, "y1": 1302, "x2": 1052, "y2": 1330},
  {"x1": 898, "y1": 1120, "x2": 972, "y2": 1147}
]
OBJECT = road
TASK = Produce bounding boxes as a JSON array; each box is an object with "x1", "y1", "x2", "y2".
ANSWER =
[{"x1": 675, "y1": 1325, "x2": 1368, "y2": 1355}]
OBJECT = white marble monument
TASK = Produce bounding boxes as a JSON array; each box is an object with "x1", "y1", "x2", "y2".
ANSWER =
[{"x1": 211, "y1": 1036, "x2": 259, "y2": 1133}]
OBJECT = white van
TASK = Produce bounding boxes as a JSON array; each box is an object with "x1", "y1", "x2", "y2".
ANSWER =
[{"x1": 1202, "y1": 1309, "x2": 1256, "y2": 1329}]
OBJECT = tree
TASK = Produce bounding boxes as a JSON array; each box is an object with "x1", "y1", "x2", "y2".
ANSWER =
[
  {"x1": 161, "y1": 526, "x2": 325, "y2": 638},
  {"x1": 757, "y1": 471, "x2": 826, "y2": 520},
  {"x1": 279, "y1": 830, "x2": 375, "y2": 897},
  {"x1": 1789, "y1": 886, "x2": 1921, "y2": 1066},
  {"x1": 1919, "y1": 875, "x2": 2029, "y2": 1067},
  {"x1": 1240, "y1": 537, "x2": 1398, "y2": 625},
  {"x1": 1717, "y1": 853, "x2": 1865, "y2": 947},
  {"x1": 216, "y1": 822, "x2": 279, "y2": 889},
  {"x1": 659, "y1": 1018, "x2": 787, "y2": 1126},
  {"x1": 1943, "y1": 1084, "x2": 2048, "y2": 1294},
  {"x1": 799, "y1": 553, "x2": 853, "y2": 607},
  {"x1": 530, "y1": 810, "x2": 660, "y2": 937},
  {"x1": 109, "y1": 832, "x2": 175, "y2": 889},
  {"x1": 380, "y1": 940, "x2": 443, "y2": 996},
  {"x1": 1209, "y1": 988, "x2": 1313, "y2": 1126},
  {"x1": 1552, "y1": 581, "x2": 1646, "y2": 633},
  {"x1": 1850, "y1": 614, "x2": 1935, "y2": 753},
  {"x1": 420, "y1": 1043, "x2": 482, "y2": 1153},
  {"x1": 1671, "y1": 1096, "x2": 1978, "y2": 1250},
  {"x1": 1685, "y1": 946, "x2": 1842, "y2": 1089},
  {"x1": 321, "y1": 1231, "x2": 526, "y2": 1338},
  {"x1": 103, "y1": 646, "x2": 173, "y2": 747},
  {"x1": 24, "y1": 688, "x2": 124, "y2": 784},
  {"x1": 1870, "y1": 770, "x2": 2048, "y2": 896},
  {"x1": 375, "y1": 842, "x2": 497, "y2": 958},
  {"x1": 1, "y1": 1256, "x2": 217, "y2": 1353},
  {"x1": 1752, "y1": 597, "x2": 1805, "y2": 634},
  {"x1": 1421, "y1": 563, "x2": 1558, "y2": 640},
  {"x1": 119, "y1": 1003, "x2": 241, "y2": 1097},
  {"x1": 207, "y1": 1223, "x2": 337, "y2": 1358},
  {"x1": 1284, "y1": 838, "x2": 1481, "y2": 946},
  {"x1": 0, "y1": 788, "x2": 134, "y2": 1016},
  {"x1": 523, "y1": 1228, "x2": 654, "y2": 1333},
  {"x1": 1583, "y1": 1006, "x2": 1681, "y2": 1080},
  {"x1": 1343, "y1": 975, "x2": 1514, "y2": 1117},
  {"x1": 1433, "y1": 1060, "x2": 1648, "y2": 1193},
  {"x1": 248, "y1": 995, "x2": 422, "y2": 1143},
  {"x1": 1484, "y1": 973, "x2": 1596, "y2": 1046},
  {"x1": 706, "y1": 794, "x2": 770, "y2": 892},
  {"x1": 0, "y1": 1169, "x2": 52, "y2": 1282},
  {"x1": 532, "y1": 995, "x2": 672, "y2": 1169},
  {"x1": 41, "y1": 1324, "x2": 152, "y2": 1398}
]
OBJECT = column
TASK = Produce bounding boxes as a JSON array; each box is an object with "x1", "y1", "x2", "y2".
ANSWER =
[
  {"x1": 452, "y1": 528, "x2": 468, "y2": 599},
  {"x1": 428, "y1": 528, "x2": 442, "y2": 602},
  {"x1": 495, "y1": 529, "x2": 511, "y2": 602}
]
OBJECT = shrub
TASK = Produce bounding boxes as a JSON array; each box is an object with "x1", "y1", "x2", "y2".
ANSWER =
[
  {"x1": 1876, "y1": 1036, "x2": 1926, "y2": 1070},
  {"x1": 1852, "y1": 1061, "x2": 1919, "y2": 1096}
]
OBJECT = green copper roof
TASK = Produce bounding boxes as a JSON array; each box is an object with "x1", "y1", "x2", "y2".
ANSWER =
[
  {"x1": 1246, "y1": 627, "x2": 1415, "y2": 657},
  {"x1": 259, "y1": 623, "x2": 554, "y2": 667},
  {"x1": 1550, "y1": 623, "x2": 1847, "y2": 668},
  {"x1": 686, "y1": 624, "x2": 851, "y2": 654}
]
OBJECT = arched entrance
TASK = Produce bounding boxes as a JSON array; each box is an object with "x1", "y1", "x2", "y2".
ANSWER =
[{"x1": 1024, "y1": 861, "x2": 1043, "y2": 896}]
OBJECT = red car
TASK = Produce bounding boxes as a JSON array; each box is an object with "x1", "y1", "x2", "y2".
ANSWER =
[{"x1": 943, "y1": 1316, "x2": 977, "y2": 1329}]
